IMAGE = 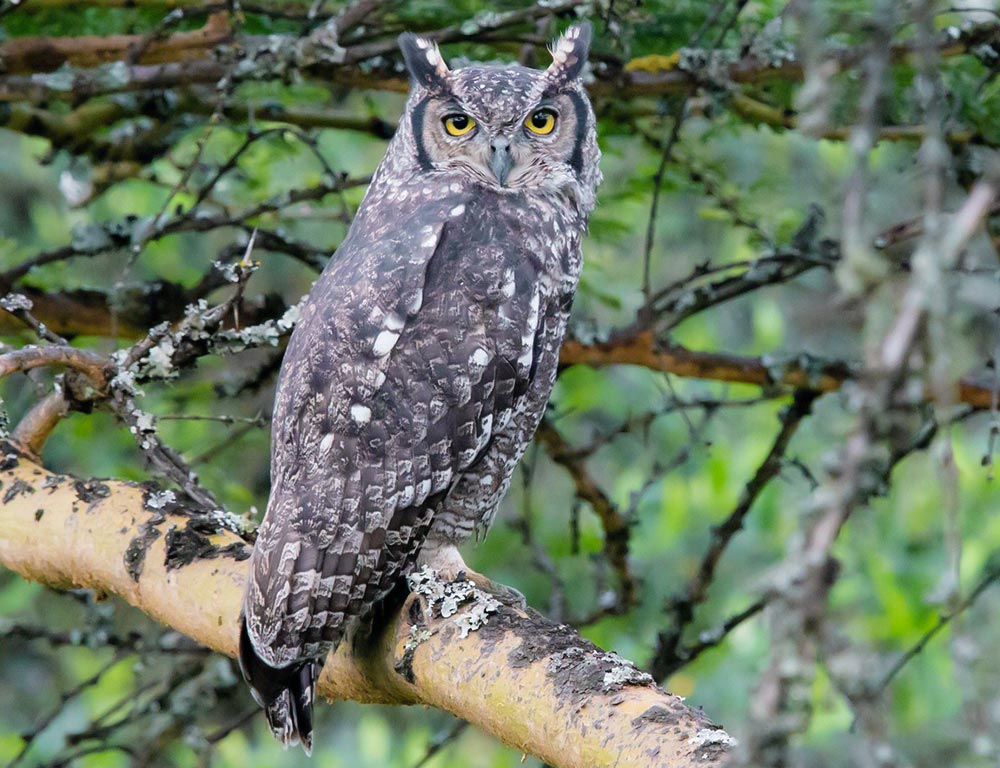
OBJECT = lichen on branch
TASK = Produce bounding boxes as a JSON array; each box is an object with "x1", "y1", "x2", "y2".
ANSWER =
[{"x1": 0, "y1": 446, "x2": 733, "y2": 768}]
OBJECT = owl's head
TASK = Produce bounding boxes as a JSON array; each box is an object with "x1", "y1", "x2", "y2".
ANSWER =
[{"x1": 395, "y1": 24, "x2": 600, "y2": 211}]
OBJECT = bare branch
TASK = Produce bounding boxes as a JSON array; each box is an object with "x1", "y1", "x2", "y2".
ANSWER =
[
  {"x1": 652, "y1": 390, "x2": 819, "y2": 680},
  {"x1": 0, "y1": 10, "x2": 232, "y2": 74},
  {"x1": 11, "y1": 391, "x2": 69, "y2": 458},
  {"x1": 0, "y1": 449, "x2": 735, "y2": 768},
  {"x1": 0, "y1": 345, "x2": 109, "y2": 386},
  {"x1": 560, "y1": 330, "x2": 997, "y2": 410},
  {"x1": 536, "y1": 422, "x2": 636, "y2": 611}
]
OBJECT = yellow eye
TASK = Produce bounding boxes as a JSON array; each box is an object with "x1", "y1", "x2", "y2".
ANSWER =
[
  {"x1": 525, "y1": 109, "x2": 557, "y2": 135},
  {"x1": 443, "y1": 113, "x2": 476, "y2": 137}
]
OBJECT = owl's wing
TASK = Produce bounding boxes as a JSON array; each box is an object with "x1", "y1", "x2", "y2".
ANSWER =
[{"x1": 239, "y1": 193, "x2": 546, "y2": 748}]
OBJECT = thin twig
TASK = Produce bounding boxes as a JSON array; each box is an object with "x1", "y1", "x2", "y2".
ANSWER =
[
  {"x1": 652, "y1": 390, "x2": 818, "y2": 680},
  {"x1": 873, "y1": 557, "x2": 1000, "y2": 695}
]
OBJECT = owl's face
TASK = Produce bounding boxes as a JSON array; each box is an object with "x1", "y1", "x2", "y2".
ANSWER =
[
  {"x1": 410, "y1": 66, "x2": 588, "y2": 193},
  {"x1": 397, "y1": 25, "x2": 600, "y2": 208}
]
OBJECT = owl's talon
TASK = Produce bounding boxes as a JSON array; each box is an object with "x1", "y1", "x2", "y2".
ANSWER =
[{"x1": 465, "y1": 572, "x2": 527, "y2": 609}]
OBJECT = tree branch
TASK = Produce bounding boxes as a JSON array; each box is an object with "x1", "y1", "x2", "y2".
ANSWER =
[
  {"x1": 11, "y1": 390, "x2": 68, "y2": 458},
  {"x1": 536, "y1": 422, "x2": 636, "y2": 611},
  {"x1": 652, "y1": 390, "x2": 819, "y2": 679},
  {"x1": 0, "y1": 344, "x2": 109, "y2": 385},
  {"x1": 560, "y1": 330, "x2": 996, "y2": 409},
  {"x1": 4, "y1": 17, "x2": 997, "y2": 105},
  {"x1": 0, "y1": 10, "x2": 232, "y2": 74},
  {"x1": 0, "y1": 448, "x2": 734, "y2": 768}
]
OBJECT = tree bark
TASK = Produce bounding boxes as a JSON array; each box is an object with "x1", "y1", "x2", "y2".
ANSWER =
[
  {"x1": 0, "y1": 446, "x2": 734, "y2": 768},
  {"x1": 0, "y1": 12, "x2": 232, "y2": 74},
  {"x1": 560, "y1": 331, "x2": 996, "y2": 409}
]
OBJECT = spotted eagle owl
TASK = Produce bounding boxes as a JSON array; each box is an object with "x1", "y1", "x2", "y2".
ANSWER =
[{"x1": 239, "y1": 23, "x2": 601, "y2": 752}]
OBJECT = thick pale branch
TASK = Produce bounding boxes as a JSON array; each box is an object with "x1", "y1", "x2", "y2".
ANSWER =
[{"x1": 0, "y1": 449, "x2": 733, "y2": 768}]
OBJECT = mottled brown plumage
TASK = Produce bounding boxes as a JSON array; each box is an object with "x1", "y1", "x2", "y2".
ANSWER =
[{"x1": 239, "y1": 23, "x2": 601, "y2": 752}]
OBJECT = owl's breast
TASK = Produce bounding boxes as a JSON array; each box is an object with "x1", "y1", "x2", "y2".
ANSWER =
[{"x1": 427, "y1": 188, "x2": 584, "y2": 304}]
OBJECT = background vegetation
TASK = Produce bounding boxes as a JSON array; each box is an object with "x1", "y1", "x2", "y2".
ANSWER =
[{"x1": 1, "y1": 0, "x2": 1000, "y2": 766}]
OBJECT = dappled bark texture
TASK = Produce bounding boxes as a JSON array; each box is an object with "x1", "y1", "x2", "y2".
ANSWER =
[{"x1": 0, "y1": 446, "x2": 734, "y2": 768}]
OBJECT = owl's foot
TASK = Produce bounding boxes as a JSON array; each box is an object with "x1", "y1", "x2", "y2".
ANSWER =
[
  {"x1": 416, "y1": 541, "x2": 526, "y2": 609},
  {"x1": 461, "y1": 570, "x2": 526, "y2": 610}
]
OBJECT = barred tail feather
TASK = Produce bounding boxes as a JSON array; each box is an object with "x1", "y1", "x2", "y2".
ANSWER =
[{"x1": 238, "y1": 618, "x2": 317, "y2": 755}]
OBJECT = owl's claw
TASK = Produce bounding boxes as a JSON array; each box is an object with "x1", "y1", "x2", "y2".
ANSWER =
[
  {"x1": 418, "y1": 542, "x2": 526, "y2": 608},
  {"x1": 461, "y1": 570, "x2": 526, "y2": 610}
]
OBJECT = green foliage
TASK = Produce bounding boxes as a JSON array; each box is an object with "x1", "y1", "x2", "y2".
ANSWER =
[{"x1": 1, "y1": 1, "x2": 1000, "y2": 766}]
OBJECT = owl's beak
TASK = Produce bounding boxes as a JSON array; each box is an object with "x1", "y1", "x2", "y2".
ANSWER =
[{"x1": 489, "y1": 138, "x2": 512, "y2": 186}]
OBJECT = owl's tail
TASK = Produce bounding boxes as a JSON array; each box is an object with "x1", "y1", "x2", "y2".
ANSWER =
[{"x1": 238, "y1": 617, "x2": 317, "y2": 755}]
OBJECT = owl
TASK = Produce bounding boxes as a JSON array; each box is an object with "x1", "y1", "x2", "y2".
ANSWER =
[{"x1": 239, "y1": 23, "x2": 601, "y2": 752}]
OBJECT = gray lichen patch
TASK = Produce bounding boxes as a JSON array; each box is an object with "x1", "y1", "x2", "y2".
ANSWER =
[
  {"x1": 600, "y1": 655, "x2": 654, "y2": 692},
  {"x1": 140, "y1": 484, "x2": 252, "y2": 539},
  {"x1": 141, "y1": 485, "x2": 189, "y2": 516},
  {"x1": 200, "y1": 506, "x2": 252, "y2": 538},
  {"x1": 691, "y1": 727, "x2": 738, "y2": 748},
  {"x1": 406, "y1": 566, "x2": 501, "y2": 639},
  {"x1": 546, "y1": 646, "x2": 654, "y2": 695},
  {"x1": 396, "y1": 567, "x2": 501, "y2": 685},
  {"x1": 689, "y1": 725, "x2": 738, "y2": 761},
  {"x1": 145, "y1": 489, "x2": 176, "y2": 510}
]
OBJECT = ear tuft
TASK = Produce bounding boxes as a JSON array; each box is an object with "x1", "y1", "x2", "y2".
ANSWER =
[
  {"x1": 545, "y1": 22, "x2": 592, "y2": 86},
  {"x1": 398, "y1": 32, "x2": 450, "y2": 91}
]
